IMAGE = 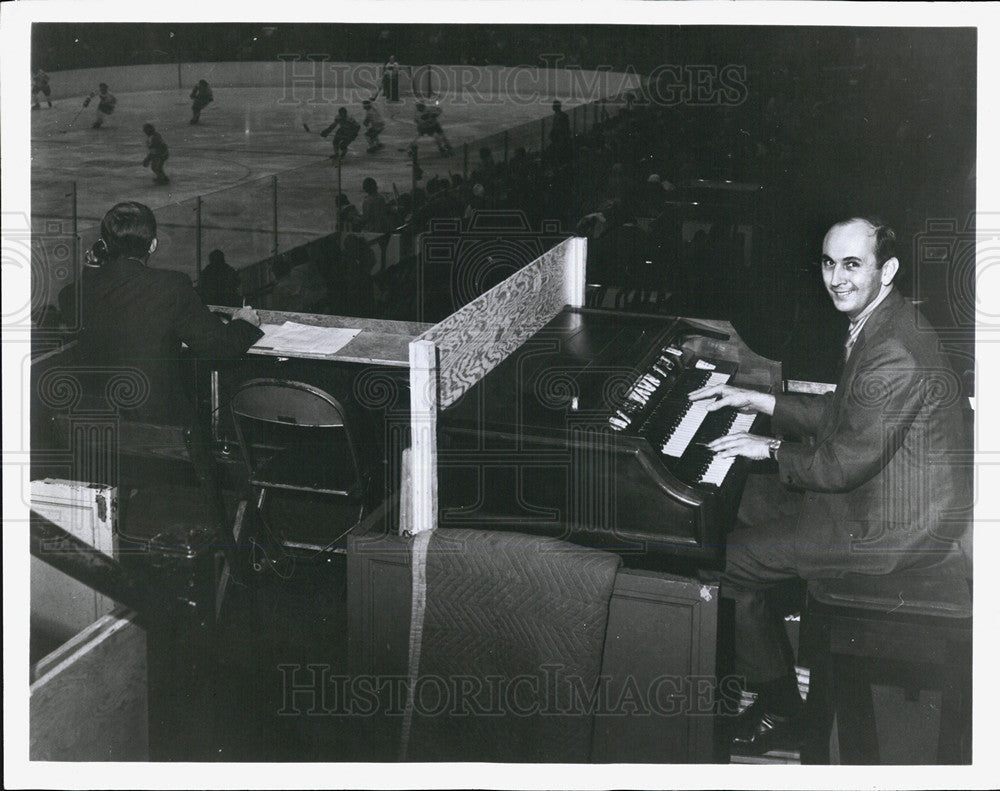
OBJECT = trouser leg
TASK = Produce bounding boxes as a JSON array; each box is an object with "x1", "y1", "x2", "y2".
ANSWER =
[
  {"x1": 723, "y1": 540, "x2": 799, "y2": 685},
  {"x1": 721, "y1": 473, "x2": 806, "y2": 688}
]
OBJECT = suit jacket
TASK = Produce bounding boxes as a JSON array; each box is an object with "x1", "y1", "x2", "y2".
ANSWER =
[
  {"x1": 68, "y1": 258, "x2": 263, "y2": 426},
  {"x1": 771, "y1": 288, "x2": 972, "y2": 576}
]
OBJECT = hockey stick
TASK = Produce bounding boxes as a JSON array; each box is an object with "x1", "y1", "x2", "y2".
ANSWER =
[{"x1": 58, "y1": 105, "x2": 86, "y2": 133}]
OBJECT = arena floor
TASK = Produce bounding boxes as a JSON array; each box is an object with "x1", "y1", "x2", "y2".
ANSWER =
[{"x1": 30, "y1": 85, "x2": 577, "y2": 304}]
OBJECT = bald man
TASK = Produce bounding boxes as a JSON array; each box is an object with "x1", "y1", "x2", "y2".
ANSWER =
[{"x1": 689, "y1": 217, "x2": 972, "y2": 755}]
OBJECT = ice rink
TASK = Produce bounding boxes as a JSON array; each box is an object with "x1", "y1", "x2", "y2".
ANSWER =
[{"x1": 29, "y1": 81, "x2": 587, "y2": 307}]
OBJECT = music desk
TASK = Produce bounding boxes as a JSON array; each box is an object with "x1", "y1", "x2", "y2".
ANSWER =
[{"x1": 208, "y1": 307, "x2": 432, "y2": 367}]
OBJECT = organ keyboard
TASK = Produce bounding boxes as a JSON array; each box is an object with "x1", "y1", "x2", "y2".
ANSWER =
[{"x1": 438, "y1": 307, "x2": 781, "y2": 568}]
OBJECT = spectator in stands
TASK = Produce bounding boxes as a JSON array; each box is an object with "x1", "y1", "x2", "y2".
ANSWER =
[
  {"x1": 507, "y1": 146, "x2": 532, "y2": 184},
  {"x1": 619, "y1": 91, "x2": 638, "y2": 120},
  {"x1": 471, "y1": 147, "x2": 498, "y2": 190},
  {"x1": 359, "y1": 177, "x2": 392, "y2": 233},
  {"x1": 394, "y1": 192, "x2": 414, "y2": 227},
  {"x1": 505, "y1": 147, "x2": 539, "y2": 212},
  {"x1": 463, "y1": 183, "x2": 490, "y2": 225},
  {"x1": 415, "y1": 177, "x2": 463, "y2": 231},
  {"x1": 607, "y1": 162, "x2": 630, "y2": 205},
  {"x1": 549, "y1": 100, "x2": 572, "y2": 164},
  {"x1": 198, "y1": 249, "x2": 242, "y2": 308},
  {"x1": 336, "y1": 193, "x2": 361, "y2": 231},
  {"x1": 642, "y1": 174, "x2": 672, "y2": 218}
]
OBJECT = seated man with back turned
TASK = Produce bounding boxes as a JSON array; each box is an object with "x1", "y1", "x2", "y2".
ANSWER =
[
  {"x1": 688, "y1": 216, "x2": 972, "y2": 756},
  {"x1": 63, "y1": 201, "x2": 263, "y2": 428}
]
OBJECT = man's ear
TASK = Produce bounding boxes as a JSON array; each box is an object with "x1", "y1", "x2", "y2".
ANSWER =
[
  {"x1": 148, "y1": 237, "x2": 158, "y2": 255},
  {"x1": 881, "y1": 256, "x2": 899, "y2": 286}
]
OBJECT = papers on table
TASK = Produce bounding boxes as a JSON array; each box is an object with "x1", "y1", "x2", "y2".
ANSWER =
[{"x1": 251, "y1": 322, "x2": 361, "y2": 357}]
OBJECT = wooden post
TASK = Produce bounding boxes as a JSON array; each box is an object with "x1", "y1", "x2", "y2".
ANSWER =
[
  {"x1": 407, "y1": 339, "x2": 438, "y2": 535},
  {"x1": 565, "y1": 236, "x2": 588, "y2": 308}
]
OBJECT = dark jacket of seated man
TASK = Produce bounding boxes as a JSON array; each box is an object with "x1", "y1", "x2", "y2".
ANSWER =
[
  {"x1": 688, "y1": 216, "x2": 973, "y2": 755},
  {"x1": 758, "y1": 283, "x2": 970, "y2": 574},
  {"x1": 60, "y1": 201, "x2": 264, "y2": 427}
]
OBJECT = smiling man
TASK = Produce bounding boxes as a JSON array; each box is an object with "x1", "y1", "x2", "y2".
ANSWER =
[{"x1": 688, "y1": 216, "x2": 972, "y2": 756}]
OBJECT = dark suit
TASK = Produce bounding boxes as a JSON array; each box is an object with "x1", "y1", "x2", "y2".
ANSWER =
[
  {"x1": 724, "y1": 288, "x2": 972, "y2": 683},
  {"x1": 65, "y1": 258, "x2": 263, "y2": 426}
]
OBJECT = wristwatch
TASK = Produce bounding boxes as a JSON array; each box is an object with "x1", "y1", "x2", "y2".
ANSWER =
[{"x1": 767, "y1": 438, "x2": 782, "y2": 461}]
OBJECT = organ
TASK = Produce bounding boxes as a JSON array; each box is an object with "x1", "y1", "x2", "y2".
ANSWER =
[{"x1": 436, "y1": 307, "x2": 781, "y2": 568}]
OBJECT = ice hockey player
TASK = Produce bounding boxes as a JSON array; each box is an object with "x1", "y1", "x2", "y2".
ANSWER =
[
  {"x1": 409, "y1": 101, "x2": 452, "y2": 157},
  {"x1": 142, "y1": 123, "x2": 170, "y2": 185},
  {"x1": 84, "y1": 83, "x2": 117, "y2": 128},
  {"x1": 320, "y1": 107, "x2": 361, "y2": 162},
  {"x1": 190, "y1": 79, "x2": 214, "y2": 124},
  {"x1": 32, "y1": 69, "x2": 53, "y2": 110}
]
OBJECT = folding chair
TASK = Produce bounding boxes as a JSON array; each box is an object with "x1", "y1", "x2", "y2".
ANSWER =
[{"x1": 229, "y1": 378, "x2": 368, "y2": 558}]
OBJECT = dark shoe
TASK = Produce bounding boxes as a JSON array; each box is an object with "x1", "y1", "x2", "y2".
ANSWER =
[{"x1": 729, "y1": 699, "x2": 803, "y2": 756}]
